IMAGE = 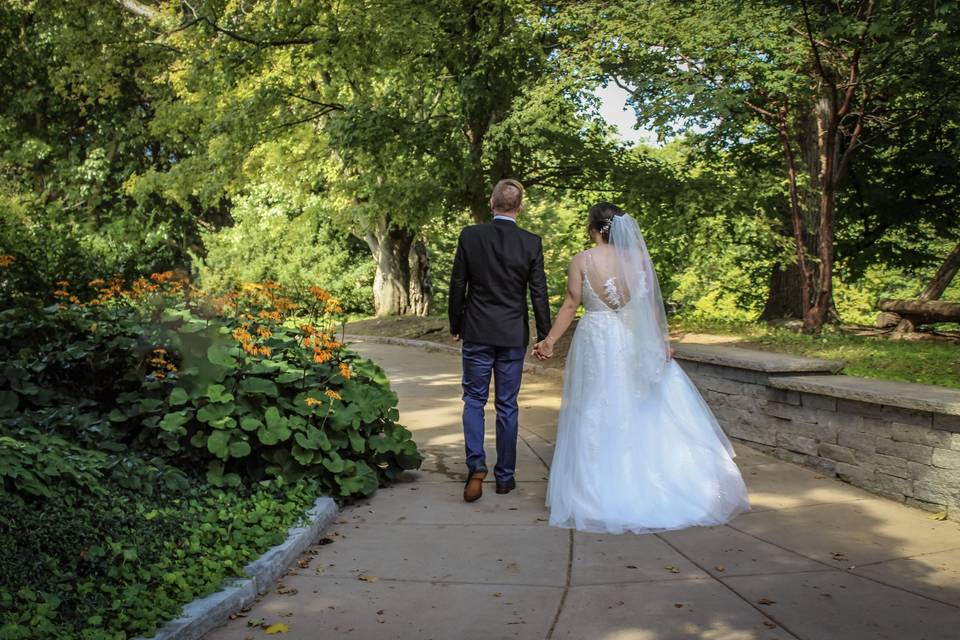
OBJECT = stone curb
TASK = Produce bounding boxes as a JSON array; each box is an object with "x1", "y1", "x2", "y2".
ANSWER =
[
  {"x1": 136, "y1": 496, "x2": 337, "y2": 640},
  {"x1": 345, "y1": 334, "x2": 565, "y2": 379}
]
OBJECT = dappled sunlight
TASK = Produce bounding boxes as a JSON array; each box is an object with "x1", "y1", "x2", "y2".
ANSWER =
[
  {"x1": 327, "y1": 342, "x2": 960, "y2": 639},
  {"x1": 740, "y1": 461, "x2": 875, "y2": 512}
]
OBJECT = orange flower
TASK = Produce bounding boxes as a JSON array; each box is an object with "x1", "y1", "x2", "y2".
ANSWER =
[
  {"x1": 149, "y1": 347, "x2": 176, "y2": 379},
  {"x1": 324, "y1": 389, "x2": 341, "y2": 401},
  {"x1": 130, "y1": 277, "x2": 158, "y2": 297},
  {"x1": 309, "y1": 286, "x2": 331, "y2": 302},
  {"x1": 313, "y1": 350, "x2": 333, "y2": 364},
  {"x1": 255, "y1": 326, "x2": 273, "y2": 338},
  {"x1": 339, "y1": 363, "x2": 352, "y2": 379},
  {"x1": 258, "y1": 310, "x2": 282, "y2": 322},
  {"x1": 0, "y1": 255, "x2": 16, "y2": 268},
  {"x1": 323, "y1": 298, "x2": 342, "y2": 314},
  {"x1": 305, "y1": 397, "x2": 323, "y2": 407}
]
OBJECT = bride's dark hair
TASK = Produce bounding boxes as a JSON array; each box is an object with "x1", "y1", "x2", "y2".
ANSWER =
[{"x1": 588, "y1": 202, "x2": 626, "y2": 242}]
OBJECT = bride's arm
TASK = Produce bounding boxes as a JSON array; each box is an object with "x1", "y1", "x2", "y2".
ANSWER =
[{"x1": 535, "y1": 255, "x2": 583, "y2": 358}]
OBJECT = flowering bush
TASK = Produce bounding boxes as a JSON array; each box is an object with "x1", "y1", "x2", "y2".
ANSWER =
[
  {"x1": 0, "y1": 264, "x2": 422, "y2": 499},
  {"x1": 0, "y1": 259, "x2": 421, "y2": 638}
]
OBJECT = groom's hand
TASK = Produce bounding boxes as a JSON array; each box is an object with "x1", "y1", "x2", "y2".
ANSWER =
[
  {"x1": 452, "y1": 334, "x2": 461, "y2": 342},
  {"x1": 534, "y1": 339, "x2": 554, "y2": 359}
]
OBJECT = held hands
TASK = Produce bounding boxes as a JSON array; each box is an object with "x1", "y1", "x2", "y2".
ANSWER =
[{"x1": 533, "y1": 337, "x2": 555, "y2": 360}]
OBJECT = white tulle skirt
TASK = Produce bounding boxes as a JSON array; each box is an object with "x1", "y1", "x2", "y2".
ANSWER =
[{"x1": 546, "y1": 312, "x2": 751, "y2": 534}]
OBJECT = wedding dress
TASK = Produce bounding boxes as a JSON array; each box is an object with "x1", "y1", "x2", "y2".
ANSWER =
[{"x1": 546, "y1": 215, "x2": 750, "y2": 534}]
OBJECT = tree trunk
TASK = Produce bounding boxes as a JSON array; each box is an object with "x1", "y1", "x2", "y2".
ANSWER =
[
  {"x1": 408, "y1": 239, "x2": 432, "y2": 316},
  {"x1": 760, "y1": 260, "x2": 806, "y2": 320},
  {"x1": 803, "y1": 98, "x2": 841, "y2": 332},
  {"x1": 879, "y1": 299, "x2": 960, "y2": 323},
  {"x1": 364, "y1": 216, "x2": 432, "y2": 317},
  {"x1": 919, "y1": 240, "x2": 960, "y2": 301}
]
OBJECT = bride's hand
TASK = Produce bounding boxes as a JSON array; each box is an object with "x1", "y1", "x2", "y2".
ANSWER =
[{"x1": 534, "y1": 338, "x2": 554, "y2": 359}]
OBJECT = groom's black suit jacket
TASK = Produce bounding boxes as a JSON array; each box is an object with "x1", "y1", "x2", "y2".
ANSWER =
[{"x1": 448, "y1": 218, "x2": 552, "y2": 348}]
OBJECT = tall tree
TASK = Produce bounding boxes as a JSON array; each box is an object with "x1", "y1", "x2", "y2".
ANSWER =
[
  {"x1": 562, "y1": 0, "x2": 960, "y2": 330},
  {"x1": 117, "y1": 0, "x2": 621, "y2": 316}
]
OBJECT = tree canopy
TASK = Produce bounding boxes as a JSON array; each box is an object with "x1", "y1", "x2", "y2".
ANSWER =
[{"x1": 2, "y1": 0, "x2": 958, "y2": 328}]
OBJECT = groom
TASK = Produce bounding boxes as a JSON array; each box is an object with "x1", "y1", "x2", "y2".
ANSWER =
[{"x1": 448, "y1": 179, "x2": 551, "y2": 502}]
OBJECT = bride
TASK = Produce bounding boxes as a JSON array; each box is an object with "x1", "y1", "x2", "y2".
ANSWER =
[{"x1": 533, "y1": 203, "x2": 750, "y2": 534}]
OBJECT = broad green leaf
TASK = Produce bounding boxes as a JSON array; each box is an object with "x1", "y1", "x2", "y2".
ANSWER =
[
  {"x1": 207, "y1": 430, "x2": 231, "y2": 459},
  {"x1": 169, "y1": 387, "x2": 190, "y2": 406},
  {"x1": 239, "y1": 377, "x2": 278, "y2": 397}
]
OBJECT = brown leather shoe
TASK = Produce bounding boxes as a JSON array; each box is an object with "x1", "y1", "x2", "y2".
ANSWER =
[
  {"x1": 463, "y1": 470, "x2": 487, "y2": 502},
  {"x1": 495, "y1": 479, "x2": 516, "y2": 494}
]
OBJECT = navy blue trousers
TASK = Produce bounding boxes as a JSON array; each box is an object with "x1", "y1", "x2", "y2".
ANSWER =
[{"x1": 461, "y1": 341, "x2": 526, "y2": 483}]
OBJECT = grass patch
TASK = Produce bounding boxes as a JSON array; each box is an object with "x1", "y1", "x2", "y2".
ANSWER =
[{"x1": 672, "y1": 318, "x2": 960, "y2": 389}]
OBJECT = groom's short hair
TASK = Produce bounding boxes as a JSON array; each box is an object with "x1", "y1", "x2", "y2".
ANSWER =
[{"x1": 491, "y1": 179, "x2": 524, "y2": 213}]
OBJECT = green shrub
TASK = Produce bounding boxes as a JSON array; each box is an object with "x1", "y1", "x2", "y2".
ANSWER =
[
  {"x1": 0, "y1": 268, "x2": 423, "y2": 639},
  {"x1": 1, "y1": 274, "x2": 421, "y2": 499},
  {"x1": 0, "y1": 440, "x2": 320, "y2": 640}
]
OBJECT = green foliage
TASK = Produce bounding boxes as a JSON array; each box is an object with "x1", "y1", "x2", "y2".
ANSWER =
[
  {"x1": 0, "y1": 268, "x2": 422, "y2": 638},
  {"x1": 0, "y1": 441, "x2": 320, "y2": 639},
  {"x1": 673, "y1": 318, "x2": 960, "y2": 389},
  {"x1": 1, "y1": 276, "x2": 421, "y2": 498},
  {"x1": 195, "y1": 186, "x2": 375, "y2": 315}
]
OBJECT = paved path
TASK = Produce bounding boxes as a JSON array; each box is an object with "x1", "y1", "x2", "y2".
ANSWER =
[{"x1": 207, "y1": 342, "x2": 960, "y2": 640}]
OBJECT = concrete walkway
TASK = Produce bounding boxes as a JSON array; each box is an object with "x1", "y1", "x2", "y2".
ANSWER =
[{"x1": 206, "y1": 342, "x2": 960, "y2": 640}]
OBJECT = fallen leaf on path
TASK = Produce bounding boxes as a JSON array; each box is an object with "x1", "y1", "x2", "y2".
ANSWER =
[
  {"x1": 358, "y1": 574, "x2": 379, "y2": 583},
  {"x1": 626, "y1": 565, "x2": 638, "y2": 569},
  {"x1": 831, "y1": 552, "x2": 847, "y2": 561},
  {"x1": 714, "y1": 566, "x2": 725, "y2": 572},
  {"x1": 664, "y1": 565, "x2": 680, "y2": 573},
  {"x1": 493, "y1": 592, "x2": 503, "y2": 597},
  {"x1": 264, "y1": 623, "x2": 289, "y2": 634},
  {"x1": 673, "y1": 603, "x2": 684, "y2": 608},
  {"x1": 757, "y1": 598, "x2": 776, "y2": 606},
  {"x1": 317, "y1": 537, "x2": 334, "y2": 545},
  {"x1": 247, "y1": 618, "x2": 265, "y2": 628},
  {"x1": 930, "y1": 511, "x2": 948, "y2": 521},
  {"x1": 763, "y1": 622, "x2": 778, "y2": 629}
]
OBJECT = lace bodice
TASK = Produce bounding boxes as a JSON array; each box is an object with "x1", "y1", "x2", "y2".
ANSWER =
[
  {"x1": 582, "y1": 274, "x2": 621, "y2": 312},
  {"x1": 580, "y1": 248, "x2": 647, "y2": 312}
]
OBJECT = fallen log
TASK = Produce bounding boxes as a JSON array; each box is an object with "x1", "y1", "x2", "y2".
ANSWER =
[
  {"x1": 877, "y1": 299, "x2": 960, "y2": 325},
  {"x1": 889, "y1": 241, "x2": 960, "y2": 335}
]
